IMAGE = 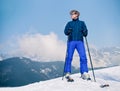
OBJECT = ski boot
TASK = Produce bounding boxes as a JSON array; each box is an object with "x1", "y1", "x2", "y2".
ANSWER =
[
  {"x1": 81, "y1": 72, "x2": 91, "y2": 81},
  {"x1": 65, "y1": 73, "x2": 74, "y2": 82}
]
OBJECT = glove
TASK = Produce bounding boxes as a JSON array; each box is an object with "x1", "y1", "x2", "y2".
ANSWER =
[{"x1": 68, "y1": 28, "x2": 72, "y2": 34}]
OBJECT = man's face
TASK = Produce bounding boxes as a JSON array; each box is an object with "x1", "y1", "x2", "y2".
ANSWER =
[{"x1": 71, "y1": 13, "x2": 78, "y2": 20}]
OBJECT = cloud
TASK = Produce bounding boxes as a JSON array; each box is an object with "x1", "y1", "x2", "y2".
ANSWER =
[
  {"x1": 1, "y1": 32, "x2": 120, "y2": 68},
  {"x1": 17, "y1": 32, "x2": 66, "y2": 61}
]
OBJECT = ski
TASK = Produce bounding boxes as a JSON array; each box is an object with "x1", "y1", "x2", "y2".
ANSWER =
[
  {"x1": 100, "y1": 84, "x2": 109, "y2": 88},
  {"x1": 80, "y1": 78, "x2": 110, "y2": 88},
  {"x1": 63, "y1": 76, "x2": 110, "y2": 88}
]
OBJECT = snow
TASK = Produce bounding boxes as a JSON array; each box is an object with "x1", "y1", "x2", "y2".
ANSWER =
[
  {"x1": 40, "y1": 68, "x2": 52, "y2": 74},
  {"x1": 0, "y1": 66, "x2": 120, "y2": 91}
]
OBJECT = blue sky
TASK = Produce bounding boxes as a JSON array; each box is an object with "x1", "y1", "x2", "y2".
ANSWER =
[{"x1": 0, "y1": 0, "x2": 120, "y2": 50}]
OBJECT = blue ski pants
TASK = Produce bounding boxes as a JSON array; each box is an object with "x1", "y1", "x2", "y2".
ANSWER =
[{"x1": 64, "y1": 41, "x2": 88, "y2": 74}]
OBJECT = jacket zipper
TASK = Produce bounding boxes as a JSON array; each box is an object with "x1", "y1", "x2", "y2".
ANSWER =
[{"x1": 75, "y1": 21, "x2": 78, "y2": 40}]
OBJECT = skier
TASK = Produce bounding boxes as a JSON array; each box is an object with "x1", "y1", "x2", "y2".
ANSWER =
[{"x1": 64, "y1": 10, "x2": 91, "y2": 82}]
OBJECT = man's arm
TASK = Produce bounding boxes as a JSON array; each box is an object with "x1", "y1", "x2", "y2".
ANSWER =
[
  {"x1": 82, "y1": 21, "x2": 88, "y2": 37},
  {"x1": 64, "y1": 22, "x2": 72, "y2": 36}
]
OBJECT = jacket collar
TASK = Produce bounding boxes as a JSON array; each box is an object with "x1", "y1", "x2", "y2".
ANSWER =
[{"x1": 72, "y1": 18, "x2": 79, "y2": 21}]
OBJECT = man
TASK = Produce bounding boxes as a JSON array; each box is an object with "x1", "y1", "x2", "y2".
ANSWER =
[{"x1": 64, "y1": 10, "x2": 91, "y2": 82}]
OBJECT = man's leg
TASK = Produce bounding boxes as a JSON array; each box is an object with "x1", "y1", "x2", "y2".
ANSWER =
[
  {"x1": 64, "y1": 41, "x2": 76, "y2": 73},
  {"x1": 76, "y1": 41, "x2": 88, "y2": 74},
  {"x1": 76, "y1": 41, "x2": 91, "y2": 80}
]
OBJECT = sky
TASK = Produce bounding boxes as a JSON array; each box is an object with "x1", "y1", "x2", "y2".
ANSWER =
[{"x1": 0, "y1": 0, "x2": 120, "y2": 57}]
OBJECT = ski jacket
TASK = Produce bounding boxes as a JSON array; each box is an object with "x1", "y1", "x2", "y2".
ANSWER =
[{"x1": 64, "y1": 18, "x2": 88, "y2": 41}]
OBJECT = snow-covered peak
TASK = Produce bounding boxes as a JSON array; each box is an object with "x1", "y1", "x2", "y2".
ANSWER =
[
  {"x1": 0, "y1": 56, "x2": 3, "y2": 61},
  {"x1": 0, "y1": 66, "x2": 120, "y2": 91}
]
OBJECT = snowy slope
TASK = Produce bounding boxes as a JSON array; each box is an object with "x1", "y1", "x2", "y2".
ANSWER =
[{"x1": 0, "y1": 66, "x2": 120, "y2": 91}]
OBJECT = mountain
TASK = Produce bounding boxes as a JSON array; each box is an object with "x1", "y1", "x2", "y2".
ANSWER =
[
  {"x1": 0, "y1": 54, "x2": 4, "y2": 61},
  {"x1": 0, "y1": 57, "x2": 79, "y2": 87},
  {"x1": 0, "y1": 56, "x2": 2, "y2": 61},
  {"x1": 0, "y1": 66, "x2": 120, "y2": 91},
  {"x1": 0, "y1": 46, "x2": 120, "y2": 87},
  {"x1": 91, "y1": 46, "x2": 120, "y2": 67},
  {"x1": 61, "y1": 46, "x2": 120, "y2": 68},
  {"x1": 76, "y1": 46, "x2": 120, "y2": 68},
  {"x1": 1, "y1": 46, "x2": 120, "y2": 68}
]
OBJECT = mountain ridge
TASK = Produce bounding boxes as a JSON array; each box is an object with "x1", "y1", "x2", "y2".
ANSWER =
[{"x1": 0, "y1": 57, "x2": 79, "y2": 87}]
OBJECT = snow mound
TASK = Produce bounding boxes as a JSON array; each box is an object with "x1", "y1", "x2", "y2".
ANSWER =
[{"x1": 0, "y1": 66, "x2": 120, "y2": 91}]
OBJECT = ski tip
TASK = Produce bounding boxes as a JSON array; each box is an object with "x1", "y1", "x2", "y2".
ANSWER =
[{"x1": 100, "y1": 84, "x2": 109, "y2": 88}]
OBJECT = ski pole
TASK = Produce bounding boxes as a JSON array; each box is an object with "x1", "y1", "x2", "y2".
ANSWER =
[
  {"x1": 85, "y1": 37, "x2": 96, "y2": 82},
  {"x1": 62, "y1": 47, "x2": 67, "y2": 80},
  {"x1": 62, "y1": 62, "x2": 65, "y2": 80}
]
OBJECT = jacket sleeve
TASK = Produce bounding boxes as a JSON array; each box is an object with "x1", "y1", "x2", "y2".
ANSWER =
[
  {"x1": 64, "y1": 22, "x2": 72, "y2": 36},
  {"x1": 82, "y1": 21, "x2": 88, "y2": 37}
]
